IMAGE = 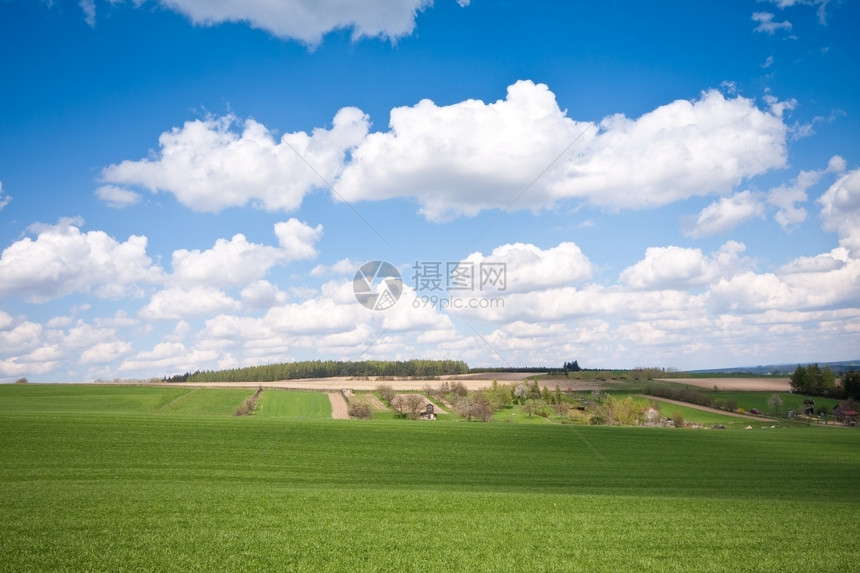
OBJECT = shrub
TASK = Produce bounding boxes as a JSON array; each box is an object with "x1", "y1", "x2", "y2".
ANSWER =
[
  {"x1": 450, "y1": 381, "x2": 468, "y2": 397},
  {"x1": 377, "y1": 384, "x2": 395, "y2": 404},
  {"x1": 234, "y1": 387, "x2": 263, "y2": 416},
  {"x1": 671, "y1": 411, "x2": 684, "y2": 428},
  {"x1": 589, "y1": 415, "x2": 606, "y2": 425},
  {"x1": 347, "y1": 402, "x2": 372, "y2": 419},
  {"x1": 767, "y1": 394, "x2": 784, "y2": 415},
  {"x1": 405, "y1": 394, "x2": 425, "y2": 420},
  {"x1": 455, "y1": 391, "x2": 493, "y2": 422},
  {"x1": 14, "y1": 377, "x2": 28, "y2": 384}
]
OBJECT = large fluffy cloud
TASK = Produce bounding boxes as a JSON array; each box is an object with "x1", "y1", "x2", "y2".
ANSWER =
[
  {"x1": 620, "y1": 242, "x2": 749, "y2": 290},
  {"x1": 818, "y1": 168, "x2": 860, "y2": 256},
  {"x1": 79, "y1": 0, "x2": 439, "y2": 45},
  {"x1": 155, "y1": 0, "x2": 434, "y2": 44},
  {"x1": 337, "y1": 82, "x2": 788, "y2": 219},
  {"x1": 338, "y1": 81, "x2": 786, "y2": 220},
  {"x1": 171, "y1": 219, "x2": 322, "y2": 287},
  {"x1": 457, "y1": 242, "x2": 593, "y2": 294},
  {"x1": 337, "y1": 80, "x2": 592, "y2": 220},
  {"x1": 100, "y1": 109, "x2": 368, "y2": 213},
  {"x1": 550, "y1": 88, "x2": 787, "y2": 210},
  {"x1": 100, "y1": 82, "x2": 789, "y2": 221},
  {"x1": 0, "y1": 218, "x2": 166, "y2": 302},
  {"x1": 139, "y1": 286, "x2": 242, "y2": 320}
]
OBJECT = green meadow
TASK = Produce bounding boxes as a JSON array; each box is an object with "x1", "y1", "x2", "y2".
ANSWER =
[
  {"x1": 255, "y1": 390, "x2": 332, "y2": 418},
  {"x1": 1, "y1": 384, "x2": 859, "y2": 572}
]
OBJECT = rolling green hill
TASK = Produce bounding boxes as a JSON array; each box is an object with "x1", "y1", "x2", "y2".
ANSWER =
[{"x1": 1, "y1": 384, "x2": 858, "y2": 572}]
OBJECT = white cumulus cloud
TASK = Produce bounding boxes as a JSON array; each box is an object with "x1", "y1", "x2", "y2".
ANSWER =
[
  {"x1": 99, "y1": 82, "x2": 789, "y2": 222},
  {"x1": 818, "y1": 167, "x2": 860, "y2": 256},
  {"x1": 170, "y1": 219, "x2": 320, "y2": 288},
  {"x1": 95, "y1": 185, "x2": 141, "y2": 208},
  {"x1": 100, "y1": 109, "x2": 368, "y2": 213},
  {"x1": 154, "y1": 0, "x2": 434, "y2": 45},
  {"x1": 0, "y1": 218, "x2": 166, "y2": 302},
  {"x1": 140, "y1": 286, "x2": 241, "y2": 320},
  {"x1": 457, "y1": 242, "x2": 593, "y2": 294},
  {"x1": 685, "y1": 191, "x2": 765, "y2": 238},
  {"x1": 767, "y1": 155, "x2": 845, "y2": 231},
  {"x1": 76, "y1": 0, "x2": 440, "y2": 45},
  {"x1": 338, "y1": 83, "x2": 788, "y2": 219},
  {"x1": 620, "y1": 242, "x2": 749, "y2": 290}
]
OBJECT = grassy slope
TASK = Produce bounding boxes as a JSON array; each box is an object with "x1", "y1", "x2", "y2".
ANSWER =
[
  {"x1": 1, "y1": 384, "x2": 859, "y2": 572},
  {"x1": 255, "y1": 390, "x2": 332, "y2": 418},
  {"x1": 0, "y1": 384, "x2": 253, "y2": 416}
]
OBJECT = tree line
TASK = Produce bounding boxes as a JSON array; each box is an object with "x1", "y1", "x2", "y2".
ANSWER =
[
  {"x1": 164, "y1": 359, "x2": 470, "y2": 383},
  {"x1": 789, "y1": 364, "x2": 860, "y2": 399}
]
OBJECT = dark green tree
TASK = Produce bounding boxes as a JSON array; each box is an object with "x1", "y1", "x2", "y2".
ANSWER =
[
  {"x1": 563, "y1": 360, "x2": 581, "y2": 374},
  {"x1": 790, "y1": 365, "x2": 810, "y2": 394},
  {"x1": 842, "y1": 371, "x2": 860, "y2": 400}
]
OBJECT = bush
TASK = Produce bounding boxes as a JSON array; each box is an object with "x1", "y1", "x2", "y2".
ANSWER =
[
  {"x1": 589, "y1": 415, "x2": 606, "y2": 425},
  {"x1": 347, "y1": 402, "x2": 372, "y2": 419},
  {"x1": 671, "y1": 411, "x2": 684, "y2": 428},
  {"x1": 450, "y1": 381, "x2": 468, "y2": 397},
  {"x1": 377, "y1": 384, "x2": 395, "y2": 404},
  {"x1": 455, "y1": 391, "x2": 493, "y2": 422},
  {"x1": 14, "y1": 377, "x2": 28, "y2": 384},
  {"x1": 234, "y1": 387, "x2": 263, "y2": 416}
]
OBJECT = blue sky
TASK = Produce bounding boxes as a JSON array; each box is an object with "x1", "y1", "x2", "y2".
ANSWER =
[{"x1": 1, "y1": 0, "x2": 859, "y2": 382}]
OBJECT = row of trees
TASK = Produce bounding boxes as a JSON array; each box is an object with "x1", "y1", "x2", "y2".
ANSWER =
[
  {"x1": 784, "y1": 364, "x2": 860, "y2": 401},
  {"x1": 789, "y1": 364, "x2": 837, "y2": 396},
  {"x1": 165, "y1": 359, "x2": 470, "y2": 383}
]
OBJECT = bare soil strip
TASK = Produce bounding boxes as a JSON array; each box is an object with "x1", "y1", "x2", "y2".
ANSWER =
[
  {"x1": 160, "y1": 376, "x2": 533, "y2": 392},
  {"x1": 657, "y1": 377, "x2": 791, "y2": 392},
  {"x1": 327, "y1": 392, "x2": 348, "y2": 419}
]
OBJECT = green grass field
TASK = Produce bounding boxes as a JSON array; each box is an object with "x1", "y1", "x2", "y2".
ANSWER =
[
  {"x1": 646, "y1": 399, "x2": 754, "y2": 427},
  {"x1": 698, "y1": 391, "x2": 842, "y2": 415},
  {"x1": 1, "y1": 384, "x2": 859, "y2": 572},
  {"x1": 255, "y1": 390, "x2": 332, "y2": 418},
  {"x1": 0, "y1": 384, "x2": 253, "y2": 416}
]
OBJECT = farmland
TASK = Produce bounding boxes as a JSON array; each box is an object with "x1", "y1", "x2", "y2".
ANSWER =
[
  {"x1": 255, "y1": 390, "x2": 332, "y2": 418},
  {"x1": 1, "y1": 383, "x2": 859, "y2": 572}
]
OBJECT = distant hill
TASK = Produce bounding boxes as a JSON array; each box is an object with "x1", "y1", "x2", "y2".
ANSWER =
[{"x1": 689, "y1": 359, "x2": 860, "y2": 376}]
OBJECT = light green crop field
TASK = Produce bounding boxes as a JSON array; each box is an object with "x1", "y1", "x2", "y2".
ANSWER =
[
  {"x1": 255, "y1": 390, "x2": 332, "y2": 418},
  {"x1": 0, "y1": 384, "x2": 253, "y2": 416},
  {"x1": 647, "y1": 399, "x2": 753, "y2": 427},
  {"x1": 1, "y1": 384, "x2": 859, "y2": 572}
]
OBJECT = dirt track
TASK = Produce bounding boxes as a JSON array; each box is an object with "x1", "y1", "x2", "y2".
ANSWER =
[{"x1": 327, "y1": 392, "x2": 348, "y2": 419}]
